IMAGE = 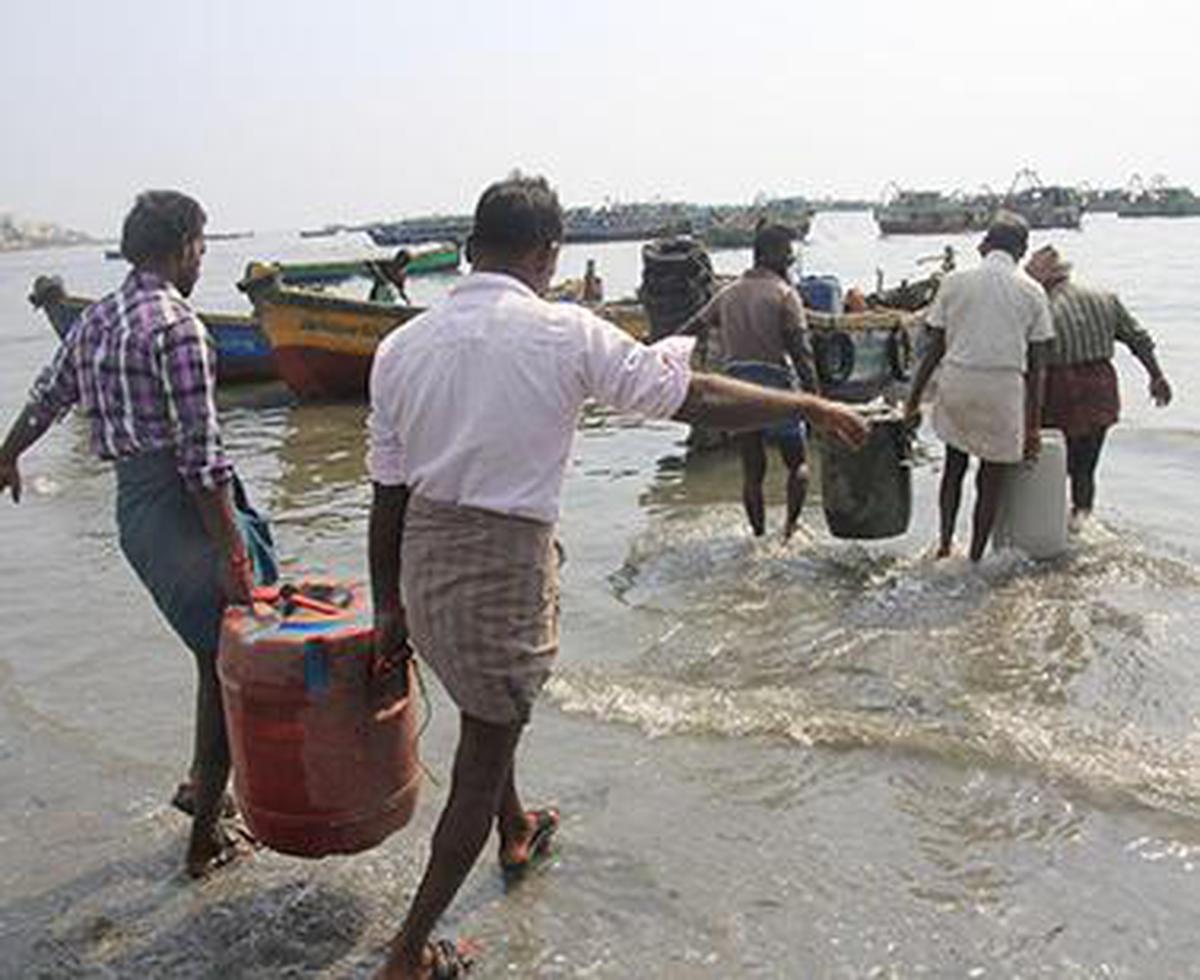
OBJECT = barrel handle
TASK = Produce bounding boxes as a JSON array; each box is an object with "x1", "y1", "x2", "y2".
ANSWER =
[{"x1": 252, "y1": 584, "x2": 348, "y2": 618}]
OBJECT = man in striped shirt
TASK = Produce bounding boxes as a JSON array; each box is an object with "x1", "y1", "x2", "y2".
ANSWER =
[
  {"x1": 0, "y1": 191, "x2": 272, "y2": 878},
  {"x1": 1025, "y1": 245, "x2": 1173, "y2": 521}
]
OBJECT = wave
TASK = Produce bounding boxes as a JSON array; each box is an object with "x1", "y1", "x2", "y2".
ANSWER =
[{"x1": 551, "y1": 511, "x2": 1200, "y2": 819}]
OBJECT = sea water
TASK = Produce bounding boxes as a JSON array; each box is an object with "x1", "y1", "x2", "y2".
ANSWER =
[{"x1": 1, "y1": 211, "x2": 1199, "y2": 977}]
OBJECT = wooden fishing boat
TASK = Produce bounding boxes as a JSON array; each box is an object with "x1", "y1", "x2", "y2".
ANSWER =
[
  {"x1": 590, "y1": 299, "x2": 918, "y2": 403},
  {"x1": 275, "y1": 241, "x2": 460, "y2": 288},
  {"x1": 1080, "y1": 186, "x2": 1128, "y2": 213},
  {"x1": 1117, "y1": 177, "x2": 1200, "y2": 218},
  {"x1": 366, "y1": 217, "x2": 473, "y2": 247},
  {"x1": 238, "y1": 263, "x2": 423, "y2": 400},
  {"x1": 996, "y1": 169, "x2": 1082, "y2": 230},
  {"x1": 28, "y1": 276, "x2": 276, "y2": 384},
  {"x1": 697, "y1": 208, "x2": 814, "y2": 249},
  {"x1": 874, "y1": 186, "x2": 988, "y2": 236}
]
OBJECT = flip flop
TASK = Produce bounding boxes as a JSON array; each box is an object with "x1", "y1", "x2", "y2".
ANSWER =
[
  {"x1": 429, "y1": 938, "x2": 475, "y2": 978},
  {"x1": 500, "y1": 807, "x2": 560, "y2": 884}
]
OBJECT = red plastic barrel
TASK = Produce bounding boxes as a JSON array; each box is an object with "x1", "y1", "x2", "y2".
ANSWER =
[{"x1": 217, "y1": 578, "x2": 420, "y2": 857}]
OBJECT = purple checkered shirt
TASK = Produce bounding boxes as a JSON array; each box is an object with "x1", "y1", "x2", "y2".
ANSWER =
[{"x1": 28, "y1": 270, "x2": 232, "y2": 490}]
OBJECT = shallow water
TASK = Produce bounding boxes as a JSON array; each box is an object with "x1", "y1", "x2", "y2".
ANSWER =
[{"x1": 2, "y1": 212, "x2": 1199, "y2": 977}]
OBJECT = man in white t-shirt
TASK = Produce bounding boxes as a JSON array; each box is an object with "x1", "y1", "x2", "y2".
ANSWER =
[
  {"x1": 903, "y1": 212, "x2": 1054, "y2": 562},
  {"x1": 366, "y1": 175, "x2": 868, "y2": 979}
]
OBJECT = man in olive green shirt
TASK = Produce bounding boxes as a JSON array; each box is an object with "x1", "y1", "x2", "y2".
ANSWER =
[
  {"x1": 683, "y1": 223, "x2": 817, "y2": 539},
  {"x1": 1025, "y1": 245, "x2": 1172, "y2": 520}
]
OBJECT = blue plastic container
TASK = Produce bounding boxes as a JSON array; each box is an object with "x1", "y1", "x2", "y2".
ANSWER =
[{"x1": 799, "y1": 275, "x2": 843, "y2": 314}]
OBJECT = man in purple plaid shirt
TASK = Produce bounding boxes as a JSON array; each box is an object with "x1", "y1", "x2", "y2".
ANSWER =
[{"x1": 0, "y1": 190, "x2": 274, "y2": 878}]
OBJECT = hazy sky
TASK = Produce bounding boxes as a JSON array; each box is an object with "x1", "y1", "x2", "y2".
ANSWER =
[{"x1": 2, "y1": 0, "x2": 1197, "y2": 235}]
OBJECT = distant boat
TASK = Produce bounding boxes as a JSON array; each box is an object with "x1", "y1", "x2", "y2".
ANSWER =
[
  {"x1": 366, "y1": 217, "x2": 473, "y2": 247},
  {"x1": 873, "y1": 187, "x2": 988, "y2": 236},
  {"x1": 1117, "y1": 178, "x2": 1200, "y2": 218},
  {"x1": 996, "y1": 169, "x2": 1082, "y2": 230},
  {"x1": 104, "y1": 248, "x2": 124, "y2": 260},
  {"x1": 206, "y1": 231, "x2": 255, "y2": 241},
  {"x1": 696, "y1": 207, "x2": 814, "y2": 249},
  {"x1": 28, "y1": 275, "x2": 276, "y2": 385},
  {"x1": 299, "y1": 224, "x2": 344, "y2": 238},
  {"x1": 238, "y1": 263, "x2": 424, "y2": 400},
  {"x1": 1080, "y1": 187, "x2": 1129, "y2": 213},
  {"x1": 273, "y1": 241, "x2": 460, "y2": 288}
]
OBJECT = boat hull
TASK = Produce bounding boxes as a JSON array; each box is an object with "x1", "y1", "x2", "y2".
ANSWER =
[
  {"x1": 594, "y1": 301, "x2": 917, "y2": 403},
  {"x1": 240, "y1": 267, "x2": 423, "y2": 400},
  {"x1": 1117, "y1": 204, "x2": 1200, "y2": 218},
  {"x1": 29, "y1": 277, "x2": 276, "y2": 385},
  {"x1": 875, "y1": 212, "x2": 981, "y2": 235},
  {"x1": 1015, "y1": 207, "x2": 1082, "y2": 230}
]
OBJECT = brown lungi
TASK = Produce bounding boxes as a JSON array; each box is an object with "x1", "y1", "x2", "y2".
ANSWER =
[
  {"x1": 401, "y1": 494, "x2": 560, "y2": 726},
  {"x1": 1042, "y1": 360, "x2": 1120, "y2": 437}
]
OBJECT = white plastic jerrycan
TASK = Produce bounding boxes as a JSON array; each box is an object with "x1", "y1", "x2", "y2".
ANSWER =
[{"x1": 992, "y1": 429, "x2": 1068, "y2": 559}]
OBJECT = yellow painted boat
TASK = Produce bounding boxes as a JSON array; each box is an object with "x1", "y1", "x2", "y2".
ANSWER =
[
  {"x1": 238, "y1": 263, "x2": 422, "y2": 400},
  {"x1": 593, "y1": 299, "x2": 651, "y2": 342}
]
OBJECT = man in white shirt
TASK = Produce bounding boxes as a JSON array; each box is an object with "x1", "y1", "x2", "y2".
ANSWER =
[
  {"x1": 903, "y1": 212, "x2": 1054, "y2": 562},
  {"x1": 367, "y1": 175, "x2": 868, "y2": 980}
]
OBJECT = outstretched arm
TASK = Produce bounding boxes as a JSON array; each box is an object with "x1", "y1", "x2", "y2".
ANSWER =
[
  {"x1": 673, "y1": 373, "x2": 868, "y2": 449},
  {"x1": 0, "y1": 405, "x2": 55, "y2": 503}
]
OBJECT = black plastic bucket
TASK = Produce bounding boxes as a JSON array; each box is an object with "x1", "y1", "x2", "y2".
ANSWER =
[{"x1": 817, "y1": 406, "x2": 912, "y2": 540}]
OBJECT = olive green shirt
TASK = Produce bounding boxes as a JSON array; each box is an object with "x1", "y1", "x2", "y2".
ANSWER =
[
  {"x1": 690, "y1": 268, "x2": 815, "y2": 388},
  {"x1": 1046, "y1": 280, "x2": 1155, "y2": 367}
]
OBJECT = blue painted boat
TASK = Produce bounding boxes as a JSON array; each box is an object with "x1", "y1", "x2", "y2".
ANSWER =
[{"x1": 29, "y1": 276, "x2": 277, "y2": 385}]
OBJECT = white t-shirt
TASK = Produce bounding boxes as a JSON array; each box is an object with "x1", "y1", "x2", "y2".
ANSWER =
[
  {"x1": 924, "y1": 251, "x2": 1054, "y2": 372},
  {"x1": 367, "y1": 272, "x2": 694, "y2": 524}
]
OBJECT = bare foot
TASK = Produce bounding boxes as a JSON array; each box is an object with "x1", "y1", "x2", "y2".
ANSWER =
[
  {"x1": 186, "y1": 821, "x2": 255, "y2": 879},
  {"x1": 171, "y1": 781, "x2": 237, "y2": 820}
]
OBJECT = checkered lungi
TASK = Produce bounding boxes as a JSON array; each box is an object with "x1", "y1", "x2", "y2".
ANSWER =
[
  {"x1": 1042, "y1": 360, "x2": 1120, "y2": 437},
  {"x1": 401, "y1": 494, "x2": 560, "y2": 726}
]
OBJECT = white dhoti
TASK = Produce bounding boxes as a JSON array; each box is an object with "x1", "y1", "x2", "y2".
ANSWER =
[{"x1": 932, "y1": 362, "x2": 1025, "y2": 463}]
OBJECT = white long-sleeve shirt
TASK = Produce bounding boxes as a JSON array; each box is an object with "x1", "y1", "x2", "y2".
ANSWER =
[{"x1": 368, "y1": 272, "x2": 694, "y2": 524}]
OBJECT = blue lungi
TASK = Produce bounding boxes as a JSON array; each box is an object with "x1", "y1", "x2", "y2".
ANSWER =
[
  {"x1": 724, "y1": 360, "x2": 806, "y2": 448},
  {"x1": 115, "y1": 450, "x2": 277, "y2": 657}
]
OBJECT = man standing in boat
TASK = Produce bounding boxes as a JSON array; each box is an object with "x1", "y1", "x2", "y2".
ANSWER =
[
  {"x1": 367, "y1": 174, "x2": 868, "y2": 979},
  {"x1": 680, "y1": 221, "x2": 819, "y2": 540},
  {"x1": 903, "y1": 212, "x2": 1054, "y2": 561},
  {"x1": 0, "y1": 191, "x2": 275, "y2": 878},
  {"x1": 370, "y1": 248, "x2": 412, "y2": 304},
  {"x1": 1024, "y1": 244, "x2": 1173, "y2": 525}
]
